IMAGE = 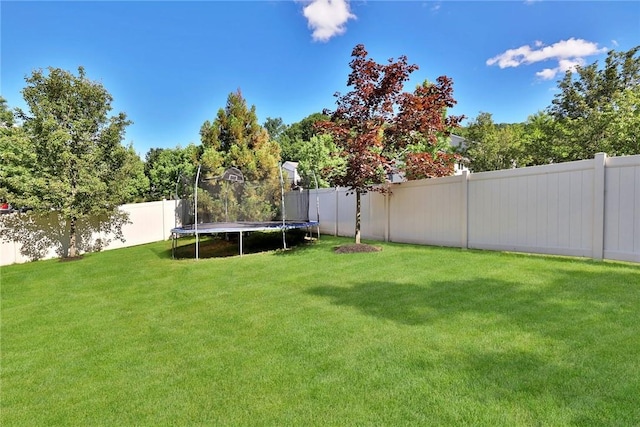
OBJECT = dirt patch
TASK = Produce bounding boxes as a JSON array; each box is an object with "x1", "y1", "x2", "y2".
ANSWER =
[
  {"x1": 334, "y1": 243, "x2": 382, "y2": 254},
  {"x1": 59, "y1": 255, "x2": 84, "y2": 262}
]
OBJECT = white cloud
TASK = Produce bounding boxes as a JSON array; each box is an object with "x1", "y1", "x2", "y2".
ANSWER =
[
  {"x1": 535, "y1": 57, "x2": 587, "y2": 80},
  {"x1": 612, "y1": 39, "x2": 619, "y2": 47},
  {"x1": 535, "y1": 68, "x2": 558, "y2": 80},
  {"x1": 558, "y1": 57, "x2": 585, "y2": 72},
  {"x1": 302, "y1": 0, "x2": 356, "y2": 42},
  {"x1": 487, "y1": 38, "x2": 607, "y2": 80}
]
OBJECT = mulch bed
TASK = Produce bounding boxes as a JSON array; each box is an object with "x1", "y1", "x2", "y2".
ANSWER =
[{"x1": 334, "y1": 243, "x2": 382, "y2": 254}]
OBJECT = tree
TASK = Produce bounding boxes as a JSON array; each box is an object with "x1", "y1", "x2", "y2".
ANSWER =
[
  {"x1": 275, "y1": 112, "x2": 340, "y2": 187},
  {"x1": 278, "y1": 112, "x2": 330, "y2": 161},
  {"x1": 297, "y1": 134, "x2": 346, "y2": 188},
  {"x1": 403, "y1": 133, "x2": 461, "y2": 180},
  {"x1": 320, "y1": 44, "x2": 463, "y2": 244},
  {"x1": 120, "y1": 145, "x2": 150, "y2": 203},
  {"x1": 545, "y1": 46, "x2": 640, "y2": 161},
  {"x1": 0, "y1": 98, "x2": 34, "y2": 207},
  {"x1": 199, "y1": 90, "x2": 282, "y2": 221},
  {"x1": 0, "y1": 97, "x2": 15, "y2": 128},
  {"x1": 144, "y1": 144, "x2": 200, "y2": 201},
  {"x1": 462, "y1": 112, "x2": 528, "y2": 172},
  {"x1": 263, "y1": 117, "x2": 286, "y2": 141},
  {"x1": 522, "y1": 111, "x2": 558, "y2": 165},
  {"x1": 2, "y1": 67, "x2": 136, "y2": 259}
]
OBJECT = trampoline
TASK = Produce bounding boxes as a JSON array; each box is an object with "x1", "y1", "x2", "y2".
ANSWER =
[
  {"x1": 170, "y1": 164, "x2": 320, "y2": 259},
  {"x1": 170, "y1": 220, "x2": 319, "y2": 257}
]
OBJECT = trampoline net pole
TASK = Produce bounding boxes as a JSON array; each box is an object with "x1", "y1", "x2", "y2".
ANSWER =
[
  {"x1": 195, "y1": 165, "x2": 201, "y2": 260},
  {"x1": 279, "y1": 162, "x2": 287, "y2": 250},
  {"x1": 313, "y1": 170, "x2": 320, "y2": 239}
]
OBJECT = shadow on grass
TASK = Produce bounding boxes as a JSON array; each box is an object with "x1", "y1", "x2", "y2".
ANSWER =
[
  {"x1": 169, "y1": 229, "x2": 314, "y2": 259},
  {"x1": 308, "y1": 269, "x2": 640, "y2": 423},
  {"x1": 308, "y1": 259, "x2": 640, "y2": 324},
  {"x1": 308, "y1": 267, "x2": 640, "y2": 329},
  {"x1": 309, "y1": 278, "x2": 545, "y2": 326}
]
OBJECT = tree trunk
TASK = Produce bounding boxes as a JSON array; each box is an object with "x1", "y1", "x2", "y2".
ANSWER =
[
  {"x1": 355, "y1": 189, "x2": 361, "y2": 244},
  {"x1": 68, "y1": 216, "x2": 77, "y2": 258}
]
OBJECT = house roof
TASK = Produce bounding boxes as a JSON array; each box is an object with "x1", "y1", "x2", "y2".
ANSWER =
[
  {"x1": 450, "y1": 134, "x2": 466, "y2": 148},
  {"x1": 282, "y1": 161, "x2": 298, "y2": 169}
]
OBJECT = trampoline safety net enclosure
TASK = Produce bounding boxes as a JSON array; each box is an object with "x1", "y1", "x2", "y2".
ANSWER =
[{"x1": 171, "y1": 164, "x2": 319, "y2": 258}]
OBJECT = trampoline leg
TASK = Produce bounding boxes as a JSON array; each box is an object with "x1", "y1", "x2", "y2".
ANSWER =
[
  {"x1": 172, "y1": 233, "x2": 179, "y2": 259},
  {"x1": 239, "y1": 231, "x2": 243, "y2": 257},
  {"x1": 282, "y1": 228, "x2": 287, "y2": 251}
]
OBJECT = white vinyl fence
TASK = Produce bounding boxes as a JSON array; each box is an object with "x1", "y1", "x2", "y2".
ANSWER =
[
  {"x1": 1, "y1": 199, "x2": 181, "y2": 266},
  {"x1": 307, "y1": 153, "x2": 640, "y2": 263},
  {"x1": 3, "y1": 154, "x2": 638, "y2": 265}
]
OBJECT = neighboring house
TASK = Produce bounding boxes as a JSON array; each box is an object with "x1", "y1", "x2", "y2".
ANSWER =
[
  {"x1": 281, "y1": 161, "x2": 301, "y2": 188},
  {"x1": 450, "y1": 134, "x2": 466, "y2": 150},
  {"x1": 450, "y1": 134, "x2": 469, "y2": 176}
]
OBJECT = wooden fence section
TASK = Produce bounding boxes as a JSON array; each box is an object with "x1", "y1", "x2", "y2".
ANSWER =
[{"x1": 308, "y1": 153, "x2": 640, "y2": 263}]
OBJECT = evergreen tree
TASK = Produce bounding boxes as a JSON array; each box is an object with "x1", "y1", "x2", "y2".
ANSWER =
[{"x1": 199, "y1": 90, "x2": 282, "y2": 221}]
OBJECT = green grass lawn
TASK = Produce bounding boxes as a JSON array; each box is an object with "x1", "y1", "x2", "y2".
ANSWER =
[{"x1": 2, "y1": 236, "x2": 640, "y2": 426}]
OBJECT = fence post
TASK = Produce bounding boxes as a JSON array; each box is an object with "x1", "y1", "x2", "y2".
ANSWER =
[
  {"x1": 385, "y1": 190, "x2": 390, "y2": 242},
  {"x1": 334, "y1": 187, "x2": 339, "y2": 237},
  {"x1": 592, "y1": 152, "x2": 606, "y2": 260},
  {"x1": 461, "y1": 170, "x2": 469, "y2": 249}
]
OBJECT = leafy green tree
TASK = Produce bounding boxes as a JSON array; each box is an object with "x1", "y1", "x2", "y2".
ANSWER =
[
  {"x1": 199, "y1": 90, "x2": 281, "y2": 221},
  {"x1": 545, "y1": 46, "x2": 640, "y2": 161},
  {"x1": 263, "y1": 117, "x2": 286, "y2": 141},
  {"x1": 279, "y1": 112, "x2": 329, "y2": 162},
  {"x1": 297, "y1": 134, "x2": 345, "y2": 188},
  {"x1": 118, "y1": 145, "x2": 149, "y2": 203},
  {"x1": 1, "y1": 67, "x2": 137, "y2": 259},
  {"x1": 522, "y1": 111, "x2": 557, "y2": 165},
  {"x1": 0, "y1": 99, "x2": 34, "y2": 207},
  {"x1": 462, "y1": 112, "x2": 528, "y2": 172},
  {"x1": 0, "y1": 97, "x2": 15, "y2": 128},
  {"x1": 144, "y1": 144, "x2": 200, "y2": 200}
]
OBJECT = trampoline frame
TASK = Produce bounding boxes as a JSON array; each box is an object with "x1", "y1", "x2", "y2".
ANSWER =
[{"x1": 170, "y1": 220, "x2": 319, "y2": 258}]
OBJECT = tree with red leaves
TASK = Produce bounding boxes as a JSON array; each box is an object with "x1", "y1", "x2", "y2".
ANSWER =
[{"x1": 319, "y1": 44, "x2": 464, "y2": 244}]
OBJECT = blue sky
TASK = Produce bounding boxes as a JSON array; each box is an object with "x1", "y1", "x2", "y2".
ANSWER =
[{"x1": 2, "y1": 1, "x2": 639, "y2": 157}]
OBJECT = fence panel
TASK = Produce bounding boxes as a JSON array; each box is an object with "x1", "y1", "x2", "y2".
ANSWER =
[
  {"x1": 468, "y1": 160, "x2": 596, "y2": 257},
  {"x1": 102, "y1": 200, "x2": 175, "y2": 250},
  {"x1": 1, "y1": 199, "x2": 180, "y2": 265},
  {"x1": 309, "y1": 189, "x2": 338, "y2": 235},
  {"x1": 389, "y1": 175, "x2": 465, "y2": 247},
  {"x1": 361, "y1": 191, "x2": 387, "y2": 241},
  {"x1": 604, "y1": 155, "x2": 640, "y2": 263},
  {"x1": 336, "y1": 188, "x2": 356, "y2": 237}
]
